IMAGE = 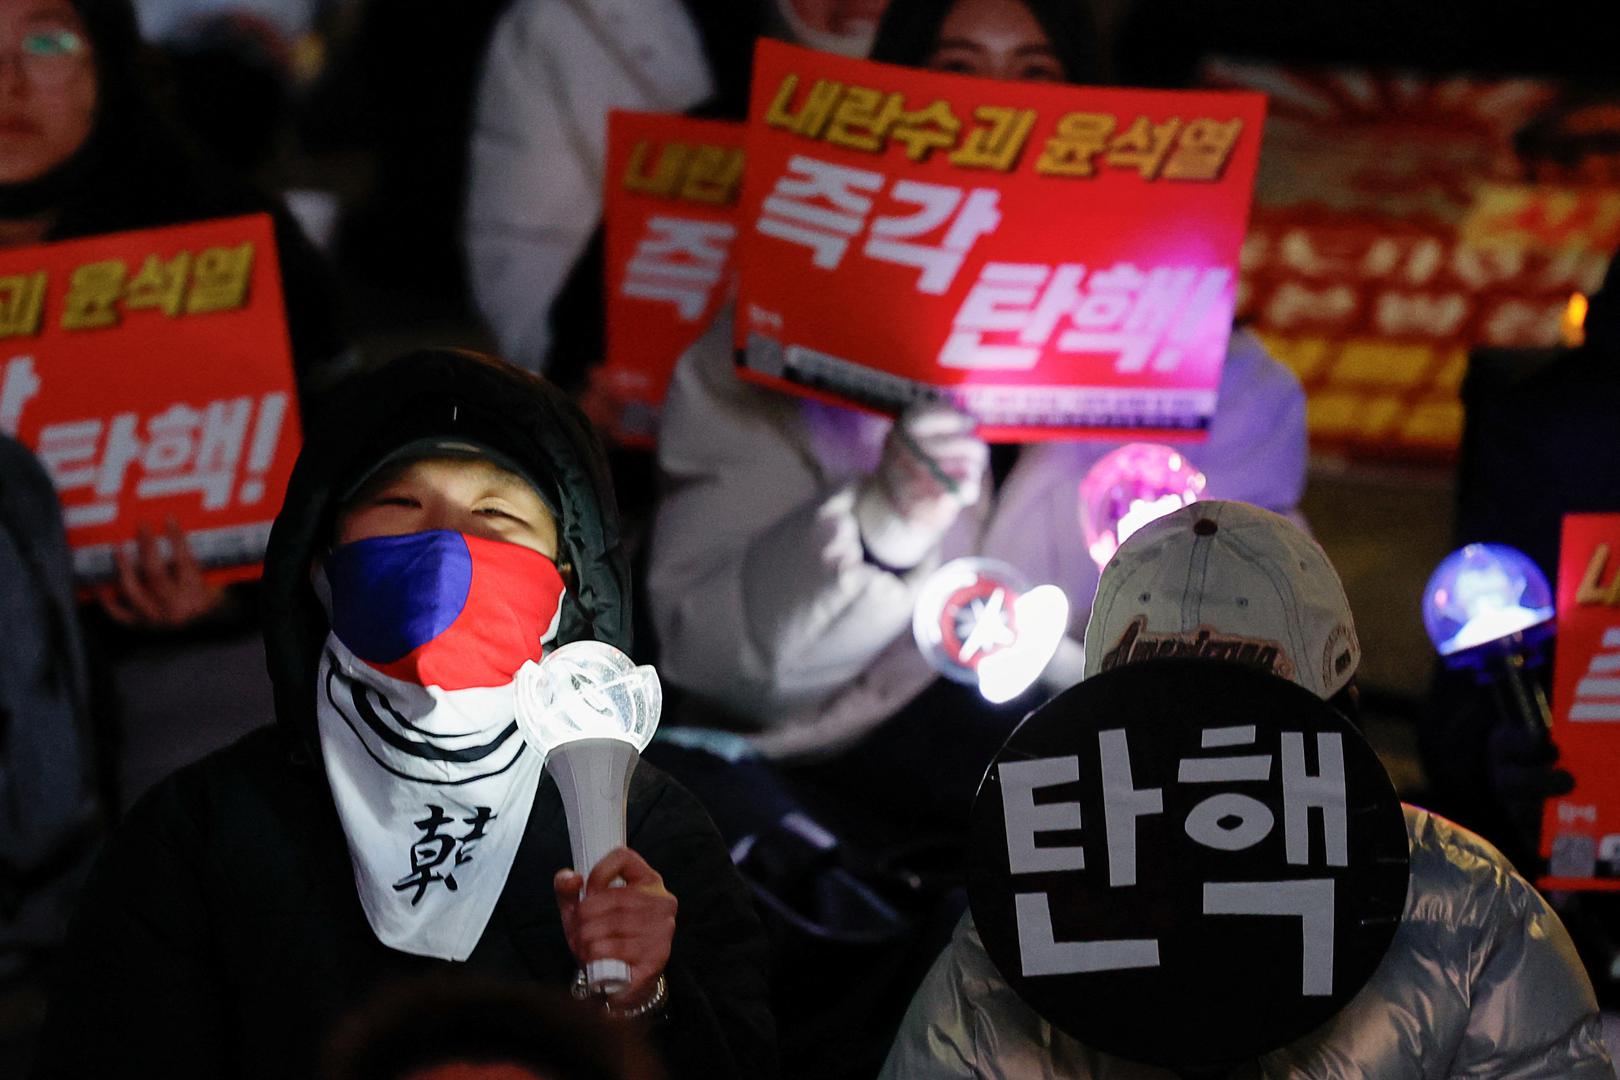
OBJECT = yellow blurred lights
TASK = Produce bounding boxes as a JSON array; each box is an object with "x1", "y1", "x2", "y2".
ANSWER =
[{"x1": 1561, "y1": 292, "x2": 1588, "y2": 348}]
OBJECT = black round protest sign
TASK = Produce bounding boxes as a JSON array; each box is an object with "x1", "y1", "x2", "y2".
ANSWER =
[{"x1": 967, "y1": 659, "x2": 1409, "y2": 1074}]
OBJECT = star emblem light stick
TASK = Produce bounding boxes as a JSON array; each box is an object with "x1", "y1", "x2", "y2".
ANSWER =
[
  {"x1": 914, "y1": 557, "x2": 1069, "y2": 704},
  {"x1": 515, "y1": 641, "x2": 662, "y2": 994}
]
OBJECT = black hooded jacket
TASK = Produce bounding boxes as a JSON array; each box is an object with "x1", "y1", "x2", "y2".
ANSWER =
[{"x1": 31, "y1": 352, "x2": 776, "y2": 1079}]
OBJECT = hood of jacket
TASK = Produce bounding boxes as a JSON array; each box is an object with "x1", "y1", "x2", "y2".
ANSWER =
[{"x1": 261, "y1": 348, "x2": 629, "y2": 752}]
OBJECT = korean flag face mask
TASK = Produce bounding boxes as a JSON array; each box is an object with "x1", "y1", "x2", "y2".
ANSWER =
[{"x1": 314, "y1": 529, "x2": 565, "y2": 961}]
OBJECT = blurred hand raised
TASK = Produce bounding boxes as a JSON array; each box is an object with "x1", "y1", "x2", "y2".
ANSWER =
[
  {"x1": 855, "y1": 401, "x2": 988, "y2": 570},
  {"x1": 97, "y1": 517, "x2": 227, "y2": 629}
]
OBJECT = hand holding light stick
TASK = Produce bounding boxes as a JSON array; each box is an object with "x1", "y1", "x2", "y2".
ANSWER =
[{"x1": 515, "y1": 641, "x2": 662, "y2": 994}]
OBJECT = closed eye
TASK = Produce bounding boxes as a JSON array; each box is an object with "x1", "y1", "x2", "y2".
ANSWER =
[
  {"x1": 1017, "y1": 63, "x2": 1065, "y2": 82},
  {"x1": 371, "y1": 495, "x2": 419, "y2": 508}
]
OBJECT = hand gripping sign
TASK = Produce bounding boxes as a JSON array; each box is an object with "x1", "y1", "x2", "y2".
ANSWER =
[
  {"x1": 0, "y1": 214, "x2": 300, "y2": 585},
  {"x1": 967, "y1": 659, "x2": 1409, "y2": 1074},
  {"x1": 734, "y1": 39, "x2": 1265, "y2": 442}
]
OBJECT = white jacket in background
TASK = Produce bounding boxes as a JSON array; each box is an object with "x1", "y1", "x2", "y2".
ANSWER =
[
  {"x1": 649, "y1": 308, "x2": 1308, "y2": 759},
  {"x1": 464, "y1": 0, "x2": 712, "y2": 373},
  {"x1": 879, "y1": 806, "x2": 1613, "y2": 1079}
]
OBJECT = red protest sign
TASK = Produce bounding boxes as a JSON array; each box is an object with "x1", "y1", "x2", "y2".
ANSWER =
[
  {"x1": 733, "y1": 39, "x2": 1265, "y2": 442},
  {"x1": 595, "y1": 111, "x2": 745, "y2": 445},
  {"x1": 1540, "y1": 513, "x2": 1620, "y2": 892},
  {"x1": 0, "y1": 214, "x2": 301, "y2": 586}
]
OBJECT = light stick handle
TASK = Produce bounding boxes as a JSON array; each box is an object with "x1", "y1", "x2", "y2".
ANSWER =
[{"x1": 544, "y1": 737, "x2": 642, "y2": 994}]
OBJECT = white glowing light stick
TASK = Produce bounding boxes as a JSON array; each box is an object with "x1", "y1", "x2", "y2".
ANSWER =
[
  {"x1": 913, "y1": 557, "x2": 1070, "y2": 704},
  {"x1": 515, "y1": 641, "x2": 661, "y2": 994}
]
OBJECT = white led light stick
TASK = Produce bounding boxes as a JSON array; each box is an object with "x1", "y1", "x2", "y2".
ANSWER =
[{"x1": 514, "y1": 641, "x2": 662, "y2": 994}]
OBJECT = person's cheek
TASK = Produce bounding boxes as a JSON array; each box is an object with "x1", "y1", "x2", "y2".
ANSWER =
[{"x1": 37, "y1": 80, "x2": 97, "y2": 174}]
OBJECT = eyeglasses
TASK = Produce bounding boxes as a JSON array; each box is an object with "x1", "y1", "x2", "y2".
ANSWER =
[{"x1": 2, "y1": 27, "x2": 89, "y2": 90}]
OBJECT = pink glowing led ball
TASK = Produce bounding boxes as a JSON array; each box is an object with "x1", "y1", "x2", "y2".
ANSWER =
[{"x1": 1079, "y1": 444, "x2": 1207, "y2": 569}]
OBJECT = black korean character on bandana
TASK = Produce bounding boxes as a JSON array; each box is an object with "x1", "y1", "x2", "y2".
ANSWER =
[
  {"x1": 394, "y1": 804, "x2": 498, "y2": 905},
  {"x1": 454, "y1": 807, "x2": 496, "y2": 866}
]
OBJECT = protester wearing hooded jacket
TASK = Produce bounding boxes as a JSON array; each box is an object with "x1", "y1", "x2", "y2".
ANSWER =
[
  {"x1": 647, "y1": 308, "x2": 1306, "y2": 762},
  {"x1": 878, "y1": 502, "x2": 1612, "y2": 1080},
  {"x1": 30, "y1": 351, "x2": 776, "y2": 1080}
]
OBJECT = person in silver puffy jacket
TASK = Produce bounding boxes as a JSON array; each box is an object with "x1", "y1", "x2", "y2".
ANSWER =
[{"x1": 879, "y1": 501, "x2": 1614, "y2": 1079}]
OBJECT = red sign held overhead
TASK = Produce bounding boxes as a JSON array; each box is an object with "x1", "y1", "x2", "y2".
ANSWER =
[
  {"x1": 1540, "y1": 514, "x2": 1620, "y2": 892},
  {"x1": 733, "y1": 39, "x2": 1266, "y2": 442},
  {"x1": 596, "y1": 111, "x2": 746, "y2": 446},
  {"x1": 0, "y1": 214, "x2": 301, "y2": 585}
]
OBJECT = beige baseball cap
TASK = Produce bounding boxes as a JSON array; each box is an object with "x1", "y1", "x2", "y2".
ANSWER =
[{"x1": 1083, "y1": 501, "x2": 1361, "y2": 700}]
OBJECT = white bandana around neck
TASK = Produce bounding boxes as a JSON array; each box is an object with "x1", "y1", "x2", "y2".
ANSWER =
[{"x1": 314, "y1": 530, "x2": 565, "y2": 961}]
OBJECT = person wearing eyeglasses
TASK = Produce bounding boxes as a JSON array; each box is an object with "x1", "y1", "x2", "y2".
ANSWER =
[{"x1": 0, "y1": 0, "x2": 93, "y2": 229}]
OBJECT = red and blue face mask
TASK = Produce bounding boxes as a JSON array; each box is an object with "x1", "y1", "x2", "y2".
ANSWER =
[
  {"x1": 322, "y1": 529, "x2": 566, "y2": 691},
  {"x1": 314, "y1": 529, "x2": 566, "y2": 962}
]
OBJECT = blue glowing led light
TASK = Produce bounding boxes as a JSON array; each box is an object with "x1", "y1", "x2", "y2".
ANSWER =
[{"x1": 1422, "y1": 544, "x2": 1555, "y2": 659}]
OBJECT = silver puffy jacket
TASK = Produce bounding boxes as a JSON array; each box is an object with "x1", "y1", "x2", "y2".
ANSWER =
[{"x1": 881, "y1": 806, "x2": 1613, "y2": 1079}]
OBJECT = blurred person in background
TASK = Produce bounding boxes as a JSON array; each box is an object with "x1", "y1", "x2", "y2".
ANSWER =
[
  {"x1": 646, "y1": 0, "x2": 1306, "y2": 845},
  {"x1": 1421, "y1": 250, "x2": 1620, "y2": 865},
  {"x1": 464, "y1": 0, "x2": 890, "y2": 388},
  {"x1": 321, "y1": 977, "x2": 665, "y2": 1080},
  {"x1": 299, "y1": 0, "x2": 509, "y2": 318},
  {"x1": 1427, "y1": 247, "x2": 1620, "y2": 1014},
  {"x1": 1, "y1": 0, "x2": 351, "y2": 808},
  {"x1": 29, "y1": 349, "x2": 775, "y2": 1080},
  {"x1": 0, "y1": 437, "x2": 99, "y2": 1076},
  {"x1": 0, "y1": 0, "x2": 346, "y2": 630},
  {"x1": 0, "y1": 0, "x2": 344, "y2": 385},
  {"x1": 463, "y1": 0, "x2": 762, "y2": 387},
  {"x1": 642, "y1": 5, "x2": 1302, "y2": 1072}
]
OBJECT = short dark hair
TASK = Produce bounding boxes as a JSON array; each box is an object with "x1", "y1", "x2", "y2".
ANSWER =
[
  {"x1": 320, "y1": 976, "x2": 664, "y2": 1080},
  {"x1": 869, "y1": 0, "x2": 1106, "y2": 84}
]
